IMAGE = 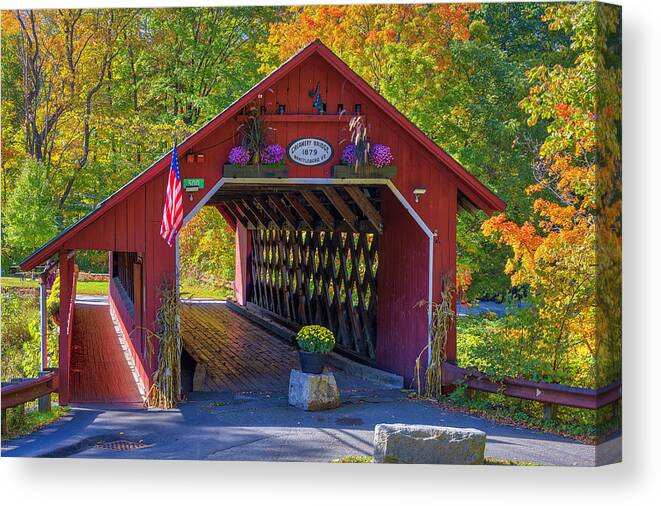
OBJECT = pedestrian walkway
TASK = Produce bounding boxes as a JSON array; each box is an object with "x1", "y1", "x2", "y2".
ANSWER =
[{"x1": 69, "y1": 301, "x2": 144, "y2": 405}]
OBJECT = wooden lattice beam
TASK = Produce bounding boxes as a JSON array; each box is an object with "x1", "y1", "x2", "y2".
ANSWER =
[
  {"x1": 255, "y1": 197, "x2": 283, "y2": 229},
  {"x1": 225, "y1": 202, "x2": 253, "y2": 228},
  {"x1": 238, "y1": 199, "x2": 269, "y2": 229},
  {"x1": 322, "y1": 187, "x2": 358, "y2": 232},
  {"x1": 248, "y1": 228, "x2": 379, "y2": 362},
  {"x1": 268, "y1": 195, "x2": 299, "y2": 230},
  {"x1": 301, "y1": 191, "x2": 335, "y2": 230},
  {"x1": 344, "y1": 186, "x2": 383, "y2": 233},
  {"x1": 458, "y1": 193, "x2": 479, "y2": 214},
  {"x1": 285, "y1": 194, "x2": 315, "y2": 229},
  {"x1": 219, "y1": 203, "x2": 246, "y2": 229}
]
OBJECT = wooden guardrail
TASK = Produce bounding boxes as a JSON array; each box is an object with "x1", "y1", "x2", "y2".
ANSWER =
[
  {"x1": 442, "y1": 362, "x2": 621, "y2": 410},
  {"x1": 1, "y1": 369, "x2": 59, "y2": 411},
  {"x1": 1, "y1": 369, "x2": 60, "y2": 435}
]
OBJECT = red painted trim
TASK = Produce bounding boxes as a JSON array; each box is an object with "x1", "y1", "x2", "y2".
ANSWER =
[
  {"x1": 234, "y1": 223, "x2": 250, "y2": 305},
  {"x1": 57, "y1": 252, "x2": 77, "y2": 405},
  {"x1": 238, "y1": 113, "x2": 352, "y2": 123},
  {"x1": 442, "y1": 362, "x2": 622, "y2": 410}
]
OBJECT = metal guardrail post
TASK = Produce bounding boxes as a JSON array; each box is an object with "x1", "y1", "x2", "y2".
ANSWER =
[
  {"x1": 543, "y1": 403, "x2": 557, "y2": 422},
  {"x1": 40, "y1": 274, "x2": 48, "y2": 371},
  {"x1": 37, "y1": 371, "x2": 52, "y2": 413}
]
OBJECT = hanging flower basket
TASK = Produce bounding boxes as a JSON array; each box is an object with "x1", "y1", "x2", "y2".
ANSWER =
[
  {"x1": 332, "y1": 164, "x2": 397, "y2": 179},
  {"x1": 334, "y1": 142, "x2": 396, "y2": 178},
  {"x1": 224, "y1": 143, "x2": 288, "y2": 178},
  {"x1": 223, "y1": 163, "x2": 288, "y2": 178}
]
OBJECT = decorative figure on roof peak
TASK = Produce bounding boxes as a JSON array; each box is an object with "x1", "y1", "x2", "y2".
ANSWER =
[{"x1": 310, "y1": 81, "x2": 323, "y2": 113}]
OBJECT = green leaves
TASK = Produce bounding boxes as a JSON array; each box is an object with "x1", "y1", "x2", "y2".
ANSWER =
[
  {"x1": 296, "y1": 325, "x2": 336, "y2": 354},
  {"x1": 2, "y1": 159, "x2": 61, "y2": 267}
]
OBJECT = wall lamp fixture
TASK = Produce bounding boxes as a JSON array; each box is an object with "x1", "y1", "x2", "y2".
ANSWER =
[{"x1": 413, "y1": 187, "x2": 427, "y2": 203}]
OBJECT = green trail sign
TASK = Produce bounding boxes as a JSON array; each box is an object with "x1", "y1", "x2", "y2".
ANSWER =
[{"x1": 183, "y1": 178, "x2": 204, "y2": 189}]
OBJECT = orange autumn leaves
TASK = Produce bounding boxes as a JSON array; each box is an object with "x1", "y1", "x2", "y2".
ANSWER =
[
  {"x1": 482, "y1": 3, "x2": 621, "y2": 386},
  {"x1": 260, "y1": 4, "x2": 476, "y2": 91}
]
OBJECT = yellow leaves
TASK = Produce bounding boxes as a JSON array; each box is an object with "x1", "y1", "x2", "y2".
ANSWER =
[
  {"x1": 1, "y1": 11, "x2": 20, "y2": 34},
  {"x1": 296, "y1": 325, "x2": 336, "y2": 353},
  {"x1": 263, "y1": 4, "x2": 475, "y2": 91}
]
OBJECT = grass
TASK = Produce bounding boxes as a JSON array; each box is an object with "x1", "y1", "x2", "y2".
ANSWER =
[
  {"x1": 3, "y1": 403, "x2": 70, "y2": 439},
  {"x1": 1, "y1": 276, "x2": 107, "y2": 295},
  {"x1": 331, "y1": 456, "x2": 373, "y2": 463},
  {"x1": 2, "y1": 276, "x2": 230, "y2": 298},
  {"x1": 484, "y1": 458, "x2": 538, "y2": 466},
  {"x1": 1, "y1": 276, "x2": 39, "y2": 289},
  {"x1": 331, "y1": 456, "x2": 537, "y2": 465},
  {"x1": 77, "y1": 280, "x2": 108, "y2": 295},
  {"x1": 180, "y1": 281, "x2": 232, "y2": 299}
]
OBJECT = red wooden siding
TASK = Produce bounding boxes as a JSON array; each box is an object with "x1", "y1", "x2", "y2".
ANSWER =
[{"x1": 376, "y1": 189, "x2": 431, "y2": 381}]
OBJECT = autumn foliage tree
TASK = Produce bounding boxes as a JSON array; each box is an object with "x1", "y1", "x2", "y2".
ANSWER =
[
  {"x1": 0, "y1": 7, "x2": 274, "y2": 272},
  {"x1": 482, "y1": 3, "x2": 621, "y2": 388},
  {"x1": 260, "y1": 4, "x2": 474, "y2": 95}
]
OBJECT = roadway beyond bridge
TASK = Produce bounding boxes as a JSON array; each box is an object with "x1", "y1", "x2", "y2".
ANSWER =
[{"x1": 1, "y1": 388, "x2": 621, "y2": 465}]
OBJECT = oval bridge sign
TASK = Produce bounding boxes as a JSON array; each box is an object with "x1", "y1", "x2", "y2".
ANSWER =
[{"x1": 287, "y1": 138, "x2": 333, "y2": 166}]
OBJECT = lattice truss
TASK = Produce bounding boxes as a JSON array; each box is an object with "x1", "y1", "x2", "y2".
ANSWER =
[
  {"x1": 251, "y1": 228, "x2": 378, "y2": 360},
  {"x1": 209, "y1": 183, "x2": 384, "y2": 362}
]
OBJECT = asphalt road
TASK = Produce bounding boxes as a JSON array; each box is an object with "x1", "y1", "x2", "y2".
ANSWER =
[{"x1": 1, "y1": 390, "x2": 620, "y2": 466}]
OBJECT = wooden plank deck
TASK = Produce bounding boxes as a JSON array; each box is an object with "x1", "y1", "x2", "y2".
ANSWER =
[
  {"x1": 181, "y1": 302, "x2": 299, "y2": 393},
  {"x1": 70, "y1": 302, "x2": 144, "y2": 404}
]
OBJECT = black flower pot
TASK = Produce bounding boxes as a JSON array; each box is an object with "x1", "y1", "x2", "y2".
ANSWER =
[{"x1": 299, "y1": 351, "x2": 326, "y2": 374}]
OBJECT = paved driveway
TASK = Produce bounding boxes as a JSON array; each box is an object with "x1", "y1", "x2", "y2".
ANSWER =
[{"x1": 1, "y1": 390, "x2": 620, "y2": 466}]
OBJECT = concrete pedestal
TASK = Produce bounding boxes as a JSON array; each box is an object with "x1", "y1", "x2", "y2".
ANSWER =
[
  {"x1": 373, "y1": 424, "x2": 486, "y2": 464},
  {"x1": 288, "y1": 369, "x2": 341, "y2": 411}
]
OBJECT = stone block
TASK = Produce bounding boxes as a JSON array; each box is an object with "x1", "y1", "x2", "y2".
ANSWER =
[
  {"x1": 288, "y1": 369, "x2": 341, "y2": 411},
  {"x1": 373, "y1": 424, "x2": 486, "y2": 464}
]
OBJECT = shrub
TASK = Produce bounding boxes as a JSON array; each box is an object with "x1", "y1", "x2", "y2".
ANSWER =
[
  {"x1": 1, "y1": 292, "x2": 37, "y2": 380},
  {"x1": 46, "y1": 276, "x2": 60, "y2": 319},
  {"x1": 296, "y1": 325, "x2": 335, "y2": 353},
  {"x1": 1, "y1": 291, "x2": 58, "y2": 380},
  {"x1": 457, "y1": 308, "x2": 596, "y2": 388}
]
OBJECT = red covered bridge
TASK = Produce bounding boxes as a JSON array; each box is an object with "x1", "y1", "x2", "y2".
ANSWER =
[{"x1": 20, "y1": 41, "x2": 504, "y2": 405}]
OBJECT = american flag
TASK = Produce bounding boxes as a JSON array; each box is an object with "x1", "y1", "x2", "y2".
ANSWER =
[{"x1": 160, "y1": 141, "x2": 183, "y2": 247}]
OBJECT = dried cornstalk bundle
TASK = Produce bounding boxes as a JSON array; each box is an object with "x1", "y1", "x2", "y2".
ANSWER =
[
  {"x1": 349, "y1": 115, "x2": 370, "y2": 169},
  {"x1": 144, "y1": 280, "x2": 182, "y2": 409},
  {"x1": 412, "y1": 272, "x2": 455, "y2": 398}
]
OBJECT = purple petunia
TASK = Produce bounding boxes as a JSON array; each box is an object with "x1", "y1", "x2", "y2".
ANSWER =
[
  {"x1": 370, "y1": 144, "x2": 393, "y2": 168},
  {"x1": 341, "y1": 143, "x2": 358, "y2": 165},
  {"x1": 261, "y1": 143, "x2": 285, "y2": 165},
  {"x1": 228, "y1": 145, "x2": 251, "y2": 166}
]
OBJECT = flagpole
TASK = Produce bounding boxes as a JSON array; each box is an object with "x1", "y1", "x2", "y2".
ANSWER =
[{"x1": 173, "y1": 136, "x2": 180, "y2": 302}]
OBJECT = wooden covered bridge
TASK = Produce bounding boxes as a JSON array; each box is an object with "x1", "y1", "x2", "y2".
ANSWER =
[{"x1": 19, "y1": 40, "x2": 504, "y2": 405}]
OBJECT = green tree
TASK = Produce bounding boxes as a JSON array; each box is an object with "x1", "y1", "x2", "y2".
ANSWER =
[{"x1": 2, "y1": 158, "x2": 61, "y2": 269}]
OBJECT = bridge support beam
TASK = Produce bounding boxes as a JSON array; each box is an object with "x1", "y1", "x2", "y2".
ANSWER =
[
  {"x1": 58, "y1": 250, "x2": 77, "y2": 406},
  {"x1": 234, "y1": 223, "x2": 251, "y2": 306}
]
